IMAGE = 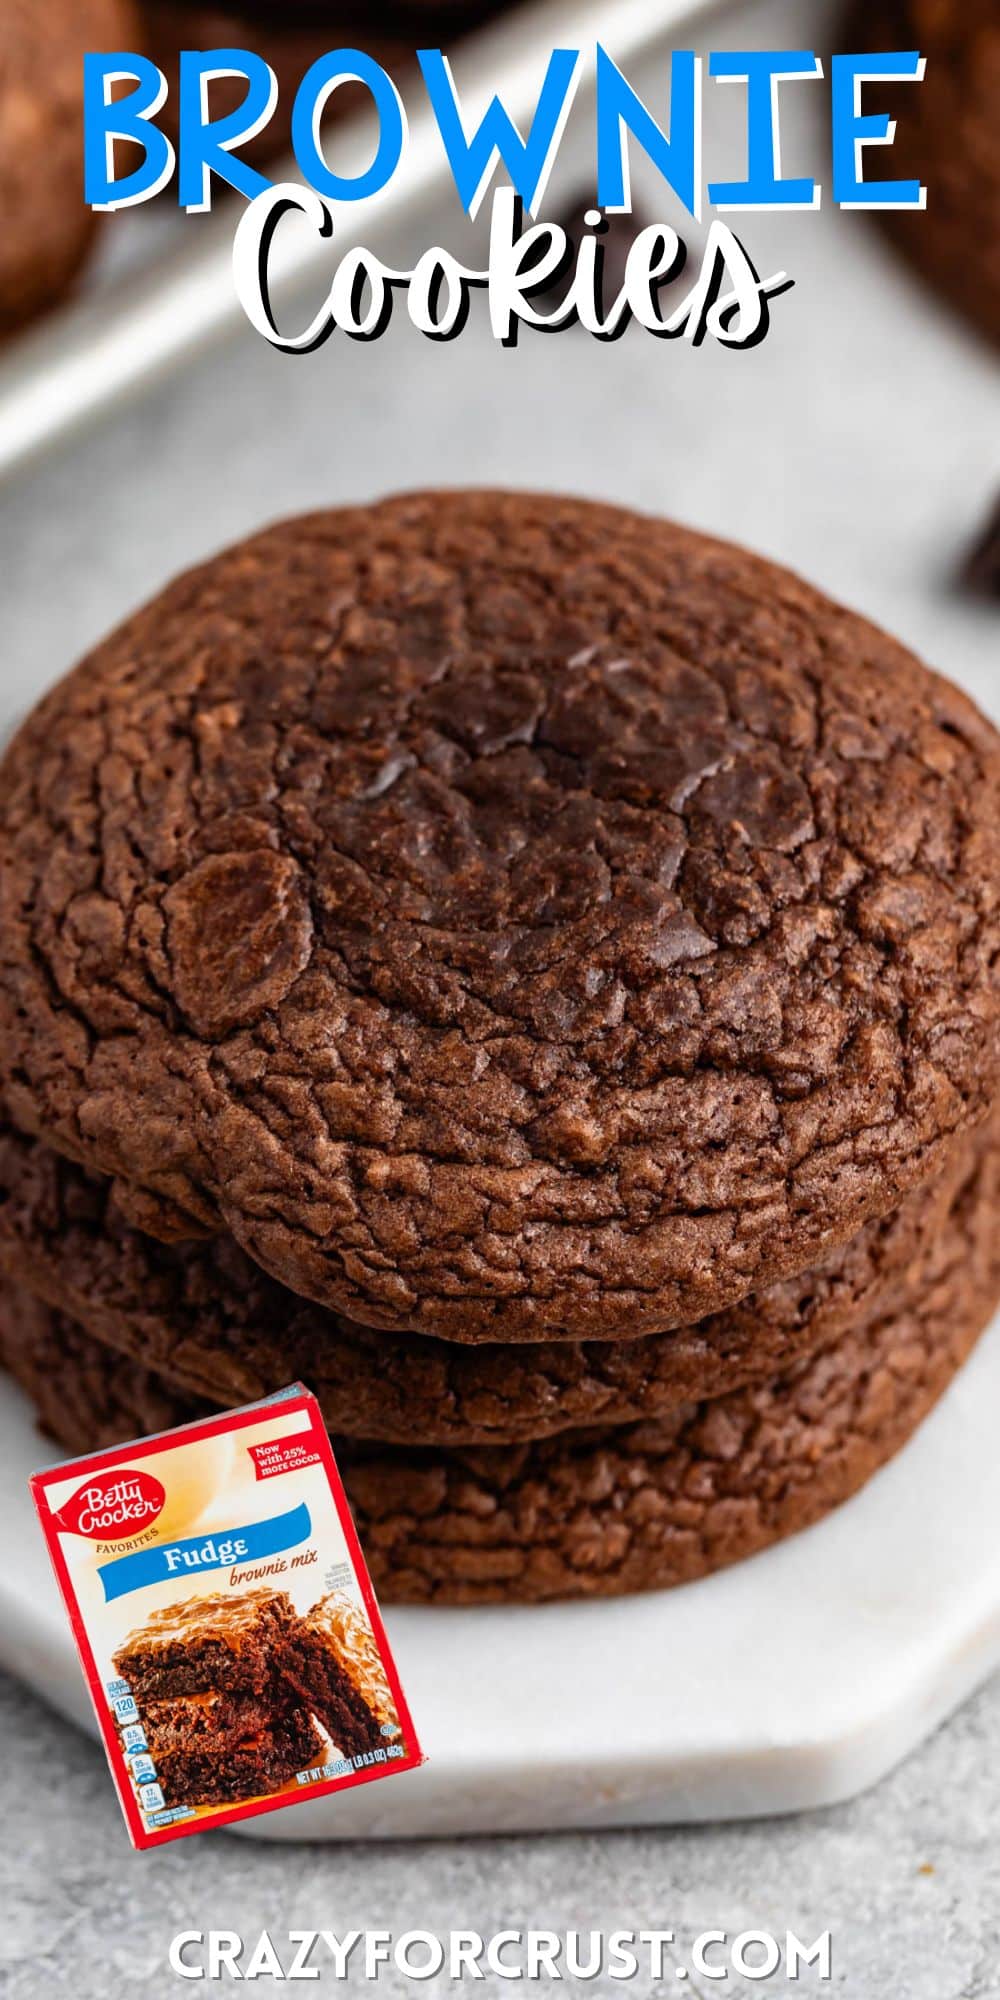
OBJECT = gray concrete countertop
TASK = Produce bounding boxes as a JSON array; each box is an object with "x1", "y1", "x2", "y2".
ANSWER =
[
  {"x1": 4, "y1": 1664, "x2": 1000, "y2": 1999},
  {"x1": 1, "y1": 0, "x2": 997, "y2": 1989}
]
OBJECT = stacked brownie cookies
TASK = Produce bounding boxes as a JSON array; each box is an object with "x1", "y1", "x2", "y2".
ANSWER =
[{"x1": 1, "y1": 492, "x2": 998, "y2": 1602}]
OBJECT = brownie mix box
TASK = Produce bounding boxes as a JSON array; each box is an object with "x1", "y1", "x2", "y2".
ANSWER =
[{"x1": 29, "y1": 1386, "x2": 423, "y2": 1846}]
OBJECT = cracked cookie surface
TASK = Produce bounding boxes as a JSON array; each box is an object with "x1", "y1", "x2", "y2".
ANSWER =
[
  {"x1": 3, "y1": 1112, "x2": 998, "y2": 1599},
  {"x1": 0, "y1": 1111, "x2": 996, "y2": 1443},
  {"x1": 1, "y1": 493, "x2": 997, "y2": 1342}
]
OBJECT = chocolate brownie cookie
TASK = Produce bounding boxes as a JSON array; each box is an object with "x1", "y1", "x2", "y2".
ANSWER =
[
  {"x1": 2, "y1": 494, "x2": 998, "y2": 1343},
  {"x1": 4, "y1": 1117, "x2": 999, "y2": 1600},
  {"x1": 2, "y1": 1289, "x2": 215, "y2": 1449},
  {"x1": 0, "y1": 0, "x2": 137, "y2": 333},
  {"x1": 0, "y1": 1111, "x2": 996, "y2": 1443},
  {"x1": 844, "y1": 0, "x2": 1000, "y2": 346}
]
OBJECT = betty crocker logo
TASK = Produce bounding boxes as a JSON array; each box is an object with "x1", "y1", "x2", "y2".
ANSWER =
[{"x1": 57, "y1": 1470, "x2": 166, "y2": 1541}]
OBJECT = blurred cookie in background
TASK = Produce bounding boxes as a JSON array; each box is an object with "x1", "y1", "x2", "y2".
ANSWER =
[
  {"x1": 0, "y1": 0, "x2": 139, "y2": 334},
  {"x1": 0, "y1": 0, "x2": 512, "y2": 331},
  {"x1": 962, "y1": 492, "x2": 1000, "y2": 597},
  {"x1": 845, "y1": 0, "x2": 999, "y2": 347},
  {"x1": 143, "y1": 1, "x2": 505, "y2": 168}
]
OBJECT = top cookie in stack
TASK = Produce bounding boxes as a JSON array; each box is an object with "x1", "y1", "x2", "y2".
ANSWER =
[{"x1": 1, "y1": 492, "x2": 998, "y2": 1600}]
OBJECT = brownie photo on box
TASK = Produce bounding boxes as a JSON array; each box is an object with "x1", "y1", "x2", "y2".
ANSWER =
[
  {"x1": 111, "y1": 1584, "x2": 404, "y2": 1806},
  {"x1": 277, "y1": 1593, "x2": 401, "y2": 1760},
  {"x1": 133, "y1": 1687, "x2": 324, "y2": 1808},
  {"x1": 114, "y1": 1588, "x2": 294, "y2": 1700}
]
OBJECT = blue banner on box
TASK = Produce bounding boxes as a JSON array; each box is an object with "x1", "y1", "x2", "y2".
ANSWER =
[{"x1": 97, "y1": 1502, "x2": 312, "y2": 1601}]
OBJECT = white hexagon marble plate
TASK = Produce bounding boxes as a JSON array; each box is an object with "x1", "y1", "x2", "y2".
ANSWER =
[{"x1": 2, "y1": 1309, "x2": 999, "y2": 1842}]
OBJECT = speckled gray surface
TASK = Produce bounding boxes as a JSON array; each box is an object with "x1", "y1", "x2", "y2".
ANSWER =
[
  {"x1": 1, "y1": 0, "x2": 998, "y2": 1987},
  {"x1": 3, "y1": 1666, "x2": 1000, "y2": 1998}
]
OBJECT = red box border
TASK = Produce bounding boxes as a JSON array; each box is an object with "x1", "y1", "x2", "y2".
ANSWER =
[{"x1": 30, "y1": 1389, "x2": 424, "y2": 1848}]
